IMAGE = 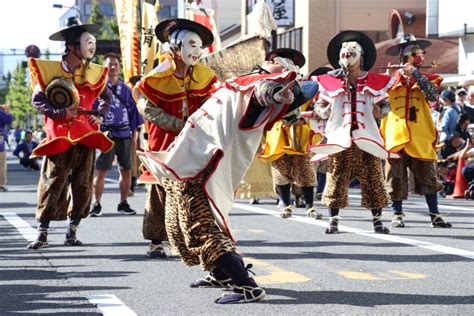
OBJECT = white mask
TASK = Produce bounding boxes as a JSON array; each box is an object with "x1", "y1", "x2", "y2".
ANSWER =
[
  {"x1": 178, "y1": 32, "x2": 203, "y2": 67},
  {"x1": 79, "y1": 32, "x2": 96, "y2": 59},
  {"x1": 339, "y1": 41, "x2": 362, "y2": 68}
]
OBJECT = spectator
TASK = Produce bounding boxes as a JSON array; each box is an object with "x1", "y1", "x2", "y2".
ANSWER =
[
  {"x1": 464, "y1": 86, "x2": 474, "y2": 123},
  {"x1": 439, "y1": 89, "x2": 462, "y2": 158},
  {"x1": 456, "y1": 87, "x2": 468, "y2": 107},
  {"x1": 0, "y1": 104, "x2": 14, "y2": 192},
  {"x1": 14, "y1": 126, "x2": 22, "y2": 145},
  {"x1": 90, "y1": 53, "x2": 144, "y2": 217},
  {"x1": 13, "y1": 130, "x2": 39, "y2": 170}
]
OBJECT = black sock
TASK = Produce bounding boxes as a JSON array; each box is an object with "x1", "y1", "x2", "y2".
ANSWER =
[
  {"x1": 329, "y1": 207, "x2": 339, "y2": 217},
  {"x1": 210, "y1": 267, "x2": 229, "y2": 280},
  {"x1": 302, "y1": 186, "x2": 314, "y2": 208},
  {"x1": 371, "y1": 208, "x2": 382, "y2": 217},
  {"x1": 276, "y1": 184, "x2": 291, "y2": 206},
  {"x1": 215, "y1": 252, "x2": 257, "y2": 287}
]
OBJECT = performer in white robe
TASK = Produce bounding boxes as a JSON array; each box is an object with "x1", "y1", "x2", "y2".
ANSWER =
[{"x1": 139, "y1": 57, "x2": 317, "y2": 304}]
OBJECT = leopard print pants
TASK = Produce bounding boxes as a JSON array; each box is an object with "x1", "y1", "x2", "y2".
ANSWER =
[
  {"x1": 271, "y1": 154, "x2": 316, "y2": 186},
  {"x1": 142, "y1": 183, "x2": 168, "y2": 241},
  {"x1": 162, "y1": 168, "x2": 236, "y2": 271},
  {"x1": 322, "y1": 144, "x2": 390, "y2": 209},
  {"x1": 36, "y1": 145, "x2": 95, "y2": 222}
]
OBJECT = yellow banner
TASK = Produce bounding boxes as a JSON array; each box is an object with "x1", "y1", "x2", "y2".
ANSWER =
[
  {"x1": 115, "y1": 0, "x2": 140, "y2": 84},
  {"x1": 141, "y1": 0, "x2": 160, "y2": 76}
]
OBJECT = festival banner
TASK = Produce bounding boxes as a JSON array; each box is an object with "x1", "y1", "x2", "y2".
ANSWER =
[
  {"x1": 141, "y1": 0, "x2": 160, "y2": 76},
  {"x1": 186, "y1": 5, "x2": 221, "y2": 53},
  {"x1": 115, "y1": 0, "x2": 140, "y2": 84}
]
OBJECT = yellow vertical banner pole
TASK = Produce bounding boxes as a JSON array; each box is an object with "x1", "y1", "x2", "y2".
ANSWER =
[
  {"x1": 141, "y1": 0, "x2": 161, "y2": 76},
  {"x1": 115, "y1": 0, "x2": 140, "y2": 85}
]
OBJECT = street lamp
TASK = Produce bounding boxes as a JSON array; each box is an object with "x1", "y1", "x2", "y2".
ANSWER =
[{"x1": 53, "y1": 4, "x2": 83, "y2": 22}]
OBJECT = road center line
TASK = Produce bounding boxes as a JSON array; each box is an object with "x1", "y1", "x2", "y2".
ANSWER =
[
  {"x1": 233, "y1": 204, "x2": 474, "y2": 260},
  {"x1": 1, "y1": 212, "x2": 38, "y2": 241},
  {"x1": 87, "y1": 294, "x2": 137, "y2": 316}
]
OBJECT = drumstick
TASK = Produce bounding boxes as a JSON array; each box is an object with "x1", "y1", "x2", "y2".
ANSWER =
[{"x1": 76, "y1": 109, "x2": 99, "y2": 116}]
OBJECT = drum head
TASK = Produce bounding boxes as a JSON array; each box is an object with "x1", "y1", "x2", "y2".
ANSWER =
[{"x1": 45, "y1": 78, "x2": 79, "y2": 109}]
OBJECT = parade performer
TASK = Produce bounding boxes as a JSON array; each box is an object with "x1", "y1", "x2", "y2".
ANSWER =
[
  {"x1": 26, "y1": 17, "x2": 113, "y2": 249},
  {"x1": 133, "y1": 19, "x2": 217, "y2": 258},
  {"x1": 310, "y1": 31, "x2": 398, "y2": 234},
  {"x1": 381, "y1": 33, "x2": 451, "y2": 228},
  {"x1": 138, "y1": 56, "x2": 317, "y2": 303},
  {"x1": 259, "y1": 48, "x2": 322, "y2": 219}
]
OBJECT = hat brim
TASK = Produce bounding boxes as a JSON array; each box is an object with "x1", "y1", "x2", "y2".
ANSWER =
[
  {"x1": 327, "y1": 30, "x2": 376, "y2": 71},
  {"x1": 385, "y1": 39, "x2": 432, "y2": 56},
  {"x1": 308, "y1": 66, "x2": 333, "y2": 77},
  {"x1": 265, "y1": 48, "x2": 306, "y2": 68},
  {"x1": 155, "y1": 18, "x2": 214, "y2": 48},
  {"x1": 49, "y1": 24, "x2": 100, "y2": 41}
]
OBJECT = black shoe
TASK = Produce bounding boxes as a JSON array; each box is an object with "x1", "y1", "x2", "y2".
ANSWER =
[
  {"x1": 430, "y1": 213, "x2": 452, "y2": 228},
  {"x1": 391, "y1": 213, "x2": 405, "y2": 228},
  {"x1": 26, "y1": 229, "x2": 48, "y2": 249},
  {"x1": 117, "y1": 201, "x2": 136, "y2": 215},
  {"x1": 306, "y1": 207, "x2": 323, "y2": 219},
  {"x1": 215, "y1": 286, "x2": 266, "y2": 304},
  {"x1": 280, "y1": 205, "x2": 293, "y2": 218},
  {"x1": 190, "y1": 275, "x2": 234, "y2": 288},
  {"x1": 90, "y1": 202, "x2": 102, "y2": 217},
  {"x1": 325, "y1": 216, "x2": 339, "y2": 234},
  {"x1": 64, "y1": 226, "x2": 83, "y2": 246},
  {"x1": 373, "y1": 216, "x2": 390, "y2": 234},
  {"x1": 146, "y1": 243, "x2": 168, "y2": 258}
]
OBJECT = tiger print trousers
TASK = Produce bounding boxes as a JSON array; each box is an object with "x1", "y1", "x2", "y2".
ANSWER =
[
  {"x1": 322, "y1": 144, "x2": 390, "y2": 209},
  {"x1": 36, "y1": 144, "x2": 95, "y2": 222},
  {"x1": 162, "y1": 170, "x2": 236, "y2": 271},
  {"x1": 142, "y1": 183, "x2": 169, "y2": 241}
]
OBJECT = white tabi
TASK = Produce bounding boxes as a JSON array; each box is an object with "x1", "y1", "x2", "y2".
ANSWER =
[
  {"x1": 138, "y1": 71, "x2": 297, "y2": 241},
  {"x1": 310, "y1": 72, "x2": 399, "y2": 161}
]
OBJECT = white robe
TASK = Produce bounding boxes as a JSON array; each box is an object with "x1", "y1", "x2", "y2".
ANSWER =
[
  {"x1": 310, "y1": 72, "x2": 399, "y2": 162},
  {"x1": 138, "y1": 71, "x2": 296, "y2": 241}
]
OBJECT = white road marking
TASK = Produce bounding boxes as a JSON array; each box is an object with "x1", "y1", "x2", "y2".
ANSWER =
[
  {"x1": 234, "y1": 204, "x2": 474, "y2": 260},
  {"x1": 105, "y1": 177, "x2": 119, "y2": 184},
  {"x1": 1, "y1": 212, "x2": 38, "y2": 241},
  {"x1": 87, "y1": 295, "x2": 137, "y2": 316},
  {"x1": 0, "y1": 213, "x2": 137, "y2": 315},
  {"x1": 348, "y1": 194, "x2": 472, "y2": 212}
]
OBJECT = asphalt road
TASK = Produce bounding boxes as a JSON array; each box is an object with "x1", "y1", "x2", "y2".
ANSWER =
[{"x1": 1, "y1": 149, "x2": 473, "y2": 315}]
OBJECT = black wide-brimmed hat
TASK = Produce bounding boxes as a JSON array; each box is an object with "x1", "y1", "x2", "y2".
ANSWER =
[
  {"x1": 327, "y1": 30, "x2": 376, "y2": 71},
  {"x1": 385, "y1": 33, "x2": 432, "y2": 56},
  {"x1": 308, "y1": 66, "x2": 333, "y2": 77},
  {"x1": 265, "y1": 48, "x2": 306, "y2": 68},
  {"x1": 155, "y1": 18, "x2": 214, "y2": 48},
  {"x1": 49, "y1": 17, "x2": 99, "y2": 41}
]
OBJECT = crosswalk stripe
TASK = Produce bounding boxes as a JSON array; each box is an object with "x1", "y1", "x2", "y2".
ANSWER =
[{"x1": 1, "y1": 212, "x2": 38, "y2": 241}]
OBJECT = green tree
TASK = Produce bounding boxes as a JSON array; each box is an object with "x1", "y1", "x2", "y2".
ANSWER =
[
  {"x1": 88, "y1": 0, "x2": 119, "y2": 40},
  {"x1": 5, "y1": 63, "x2": 34, "y2": 128}
]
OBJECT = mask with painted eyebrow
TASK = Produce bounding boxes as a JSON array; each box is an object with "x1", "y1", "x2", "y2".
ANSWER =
[{"x1": 179, "y1": 31, "x2": 203, "y2": 66}]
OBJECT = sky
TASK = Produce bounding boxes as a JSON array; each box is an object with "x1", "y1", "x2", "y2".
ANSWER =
[{"x1": 0, "y1": 0, "x2": 73, "y2": 76}]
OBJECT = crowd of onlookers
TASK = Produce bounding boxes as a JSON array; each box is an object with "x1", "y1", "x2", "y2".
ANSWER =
[
  {"x1": 0, "y1": 103, "x2": 48, "y2": 191},
  {"x1": 435, "y1": 86, "x2": 474, "y2": 198}
]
